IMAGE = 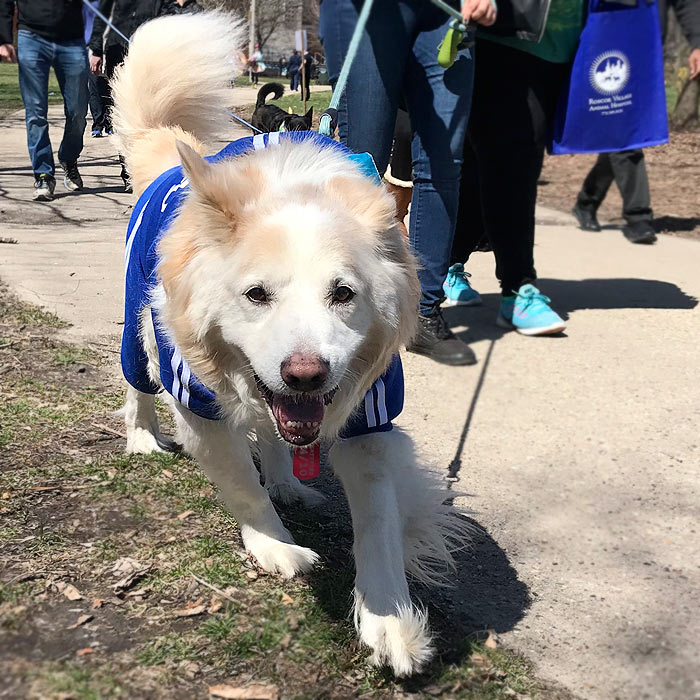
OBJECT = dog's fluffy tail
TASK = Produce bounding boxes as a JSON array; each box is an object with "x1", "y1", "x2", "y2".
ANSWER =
[
  {"x1": 255, "y1": 82, "x2": 285, "y2": 108},
  {"x1": 111, "y1": 12, "x2": 245, "y2": 194}
]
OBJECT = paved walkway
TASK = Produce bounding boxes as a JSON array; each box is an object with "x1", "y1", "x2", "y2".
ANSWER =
[{"x1": 1, "y1": 107, "x2": 699, "y2": 700}]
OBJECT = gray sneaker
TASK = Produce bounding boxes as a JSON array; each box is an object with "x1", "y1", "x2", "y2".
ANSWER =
[
  {"x1": 60, "y1": 160, "x2": 83, "y2": 191},
  {"x1": 33, "y1": 174, "x2": 56, "y2": 201}
]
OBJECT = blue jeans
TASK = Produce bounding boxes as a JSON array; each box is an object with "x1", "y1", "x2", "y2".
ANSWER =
[
  {"x1": 319, "y1": 0, "x2": 474, "y2": 314},
  {"x1": 17, "y1": 30, "x2": 89, "y2": 178}
]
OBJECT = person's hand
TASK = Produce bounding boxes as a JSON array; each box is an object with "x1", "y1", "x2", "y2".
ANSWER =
[
  {"x1": 0, "y1": 43, "x2": 17, "y2": 63},
  {"x1": 90, "y1": 54, "x2": 103, "y2": 75},
  {"x1": 461, "y1": 0, "x2": 496, "y2": 26},
  {"x1": 689, "y1": 48, "x2": 700, "y2": 81}
]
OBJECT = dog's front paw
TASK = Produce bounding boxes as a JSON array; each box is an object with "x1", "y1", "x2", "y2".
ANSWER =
[
  {"x1": 356, "y1": 601, "x2": 434, "y2": 677},
  {"x1": 242, "y1": 527, "x2": 319, "y2": 579},
  {"x1": 125, "y1": 427, "x2": 166, "y2": 455},
  {"x1": 266, "y1": 479, "x2": 325, "y2": 507}
]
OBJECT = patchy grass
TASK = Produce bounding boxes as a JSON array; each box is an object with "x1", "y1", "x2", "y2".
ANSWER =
[
  {"x1": 0, "y1": 63, "x2": 63, "y2": 119},
  {"x1": 0, "y1": 284, "x2": 569, "y2": 699},
  {"x1": 274, "y1": 89, "x2": 332, "y2": 117}
]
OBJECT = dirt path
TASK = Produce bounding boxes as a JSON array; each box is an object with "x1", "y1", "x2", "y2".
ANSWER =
[{"x1": 2, "y1": 107, "x2": 700, "y2": 700}]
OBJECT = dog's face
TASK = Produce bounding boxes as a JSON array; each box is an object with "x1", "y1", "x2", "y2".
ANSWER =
[
  {"x1": 157, "y1": 141, "x2": 419, "y2": 445},
  {"x1": 283, "y1": 107, "x2": 313, "y2": 132}
]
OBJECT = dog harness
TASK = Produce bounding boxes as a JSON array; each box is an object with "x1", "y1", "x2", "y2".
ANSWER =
[{"x1": 121, "y1": 131, "x2": 404, "y2": 444}]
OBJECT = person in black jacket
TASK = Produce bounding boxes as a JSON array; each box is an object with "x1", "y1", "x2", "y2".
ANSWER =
[
  {"x1": 87, "y1": 0, "x2": 161, "y2": 190},
  {"x1": 0, "y1": 0, "x2": 89, "y2": 201},
  {"x1": 572, "y1": 0, "x2": 700, "y2": 244}
]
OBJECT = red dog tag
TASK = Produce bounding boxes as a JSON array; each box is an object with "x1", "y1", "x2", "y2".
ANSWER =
[{"x1": 293, "y1": 443, "x2": 320, "y2": 480}]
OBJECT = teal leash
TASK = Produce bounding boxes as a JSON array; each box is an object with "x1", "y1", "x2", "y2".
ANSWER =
[{"x1": 318, "y1": 0, "x2": 376, "y2": 137}]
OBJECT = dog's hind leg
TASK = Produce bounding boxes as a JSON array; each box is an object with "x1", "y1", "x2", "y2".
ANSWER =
[
  {"x1": 330, "y1": 431, "x2": 434, "y2": 677},
  {"x1": 256, "y1": 423, "x2": 324, "y2": 507},
  {"x1": 124, "y1": 386, "x2": 174, "y2": 454},
  {"x1": 173, "y1": 405, "x2": 319, "y2": 578}
]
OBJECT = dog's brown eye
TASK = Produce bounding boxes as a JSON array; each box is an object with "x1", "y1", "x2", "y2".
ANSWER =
[
  {"x1": 332, "y1": 285, "x2": 355, "y2": 304},
  {"x1": 245, "y1": 286, "x2": 268, "y2": 303}
]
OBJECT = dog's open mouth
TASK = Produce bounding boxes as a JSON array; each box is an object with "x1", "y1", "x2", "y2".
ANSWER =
[{"x1": 255, "y1": 376, "x2": 337, "y2": 446}]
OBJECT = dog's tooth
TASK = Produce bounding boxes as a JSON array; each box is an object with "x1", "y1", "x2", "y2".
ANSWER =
[
  {"x1": 285, "y1": 420, "x2": 293, "y2": 428},
  {"x1": 312, "y1": 421, "x2": 318, "y2": 428}
]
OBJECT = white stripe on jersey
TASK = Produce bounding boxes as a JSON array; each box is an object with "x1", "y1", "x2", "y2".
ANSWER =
[
  {"x1": 269, "y1": 131, "x2": 280, "y2": 145},
  {"x1": 171, "y1": 348, "x2": 182, "y2": 402},
  {"x1": 180, "y1": 358, "x2": 192, "y2": 409},
  {"x1": 364, "y1": 388, "x2": 377, "y2": 428},
  {"x1": 124, "y1": 197, "x2": 150, "y2": 274},
  {"x1": 161, "y1": 177, "x2": 189, "y2": 212},
  {"x1": 376, "y1": 378, "x2": 388, "y2": 425},
  {"x1": 253, "y1": 133, "x2": 266, "y2": 150}
]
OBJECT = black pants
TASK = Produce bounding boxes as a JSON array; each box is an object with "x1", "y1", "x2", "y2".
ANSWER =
[
  {"x1": 388, "y1": 107, "x2": 412, "y2": 182},
  {"x1": 87, "y1": 72, "x2": 108, "y2": 131},
  {"x1": 453, "y1": 40, "x2": 570, "y2": 295},
  {"x1": 102, "y1": 43, "x2": 128, "y2": 130},
  {"x1": 576, "y1": 149, "x2": 652, "y2": 223}
]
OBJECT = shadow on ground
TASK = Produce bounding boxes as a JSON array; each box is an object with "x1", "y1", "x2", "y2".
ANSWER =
[
  {"x1": 279, "y1": 456, "x2": 531, "y2": 690},
  {"x1": 445, "y1": 277, "x2": 697, "y2": 343}
]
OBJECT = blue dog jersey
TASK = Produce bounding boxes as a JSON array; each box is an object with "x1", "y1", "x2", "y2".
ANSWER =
[{"x1": 121, "y1": 130, "x2": 403, "y2": 438}]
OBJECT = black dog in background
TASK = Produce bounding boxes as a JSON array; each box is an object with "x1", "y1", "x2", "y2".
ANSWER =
[{"x1": 251, "y1": 83, "x2": 313, "y2": 133}]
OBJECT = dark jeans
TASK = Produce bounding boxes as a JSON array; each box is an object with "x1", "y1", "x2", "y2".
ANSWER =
[
  {"x1": 87, "y1": 72, "x2": 109, "y2": 131},
  {"x1": 453, "y1": 39, "x2": 570, "y2": 295},
  {"x1": 289, "y1": 69, "x2": 300, "y2": 91},
  {"x1": 319, "y1": 0, "x2": 475, "y2": 314},
  {"x1": 576, "y1": 149, "x2": 652, "y2": 223},
  {"x1": 17, "y1": 30, "x2": 89, "y2": 177}
]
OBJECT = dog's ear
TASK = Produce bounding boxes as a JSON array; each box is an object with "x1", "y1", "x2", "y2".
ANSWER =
[
  {"x1": 175, "y1": 139, "x2": 262, "y2": 222},
  {"x1": 176, "y1": 140, "x2": 213, "y2": 192},
  {"x1": 304, "y1": 107, "x2": 313, "y2": 124},
  {"x1": 326, "y1": 176, "x2": 396, "y2": 233}
]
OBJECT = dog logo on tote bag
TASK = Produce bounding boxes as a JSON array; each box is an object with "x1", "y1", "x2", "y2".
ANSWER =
[{"x1": 589, "y1": 50, "x2": 630, "y2": 95}]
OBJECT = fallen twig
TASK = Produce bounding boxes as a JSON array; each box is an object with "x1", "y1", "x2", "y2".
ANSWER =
[
  {"x1": 91, "y1": 422, "x2": 126, "y2": 439},
  {"x1": 190, "y1": 573, "x2": 237, "y2": 603}
]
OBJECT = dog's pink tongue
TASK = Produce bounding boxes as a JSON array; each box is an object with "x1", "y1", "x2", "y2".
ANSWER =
[
  {"x1": 272, "y1": 395, "x2": 324, "y2": 425},
  {"x1": 293, "y1": 444, "x2": 320, "y2": 480}
]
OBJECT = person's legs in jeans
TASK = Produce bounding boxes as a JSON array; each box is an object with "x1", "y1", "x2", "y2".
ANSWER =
[
  {"x1": 17, "y1": 31, "x2": 54, "y2": 178},
  {"x1": 53, "y1": 39, "x2": 89, "y2": 168},
  {"x1": 319, "y1": 0, "x2": 476, "y2": 364},
  {"x1": 404, "y1": 11, "x2": 473, "y2": 314}
]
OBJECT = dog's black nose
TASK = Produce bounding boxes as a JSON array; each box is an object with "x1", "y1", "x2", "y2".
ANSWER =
[{"x1": 281, "y1": 354, "x2": 330, "y2": 392}]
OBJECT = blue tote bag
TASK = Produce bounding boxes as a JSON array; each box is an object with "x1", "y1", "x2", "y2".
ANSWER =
[{"x1": 551, "y1": 0, "x2": 668, "y2": 155}]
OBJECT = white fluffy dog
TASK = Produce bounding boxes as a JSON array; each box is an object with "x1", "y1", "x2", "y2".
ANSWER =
[{"x1": 112, "y1": 12, "x2": 464, "y2": 676}]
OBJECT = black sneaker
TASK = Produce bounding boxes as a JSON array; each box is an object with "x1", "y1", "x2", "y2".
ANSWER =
[
  {"x1": 572, "y1": 203, "x2": 601, "y2": 231},
  {"x1": 32, "y1": 174, "x2": 55, "y2": 201},
  {"x1": 406, "y1": 307, "x2": 477, "y2": 366},
  {"x1": 121, "y1": 167, "x2": 133, "y2": 193},
  {"x1": 60, "y1": 160, "x2": 83, "y2": 191},
  {"x1": 623, "y1": 220, "x2": 657, "y2": 244}
]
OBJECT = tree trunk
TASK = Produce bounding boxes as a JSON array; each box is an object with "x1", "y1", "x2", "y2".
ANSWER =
[{"x1": 671, "y1": 79, "x2": 700, "y2": 130}]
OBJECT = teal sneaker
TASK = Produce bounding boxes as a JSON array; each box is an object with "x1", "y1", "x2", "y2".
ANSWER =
[
  {"x1": 442, "y1": 263, "x2": 481, "y2": 307},
  {"x1": 497, "y1": 284, "x2": 566, "y2": 336}
]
